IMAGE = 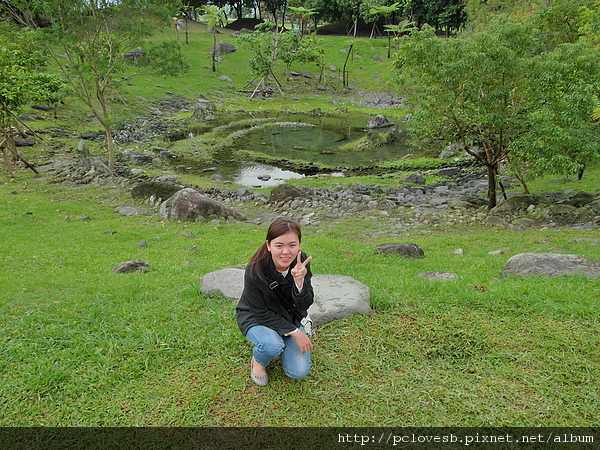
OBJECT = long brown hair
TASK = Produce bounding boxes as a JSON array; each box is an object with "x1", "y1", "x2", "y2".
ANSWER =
[{"x1": 248, "y1": 218, "x2": 302, "y2": 282}]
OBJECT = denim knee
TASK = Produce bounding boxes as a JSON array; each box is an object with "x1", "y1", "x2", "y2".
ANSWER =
[
  {"x1": 284, "y1": 363, "x2": 310, "y2": 380},
  {"x1": 246, "y1": 326, "x2": 285, "y2": 365},
  {"x1": 254, "y1": 337, "x2": 284, "y2": 360}
]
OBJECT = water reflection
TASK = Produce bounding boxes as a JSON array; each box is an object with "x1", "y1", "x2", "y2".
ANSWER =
[{"x1": 234, "y1": 162, "x2": 305, "y2": 188}]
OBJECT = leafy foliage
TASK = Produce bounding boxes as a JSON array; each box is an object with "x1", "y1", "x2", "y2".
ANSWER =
[
  {"x1": 512, "y1": 42, "x2": 600, "y2": 178},
  {"x1": 0, "y1": 26, "x2": 66, "y2": 175},
  {"x1": 394, "y1": 20, "x2": 600, "y2": 209},
  {"x1": 136, "y1": 41, "x2": 190, "y2": 77},
  {"x1": 239, "y1": 27, "x2": 324, "y2": 97},
  {"x1": 28, "y1": 73, "x2": 70, "y2": 118},
  {"x1": 4, "y1": 0, "x2": 183, "y2": 171}
]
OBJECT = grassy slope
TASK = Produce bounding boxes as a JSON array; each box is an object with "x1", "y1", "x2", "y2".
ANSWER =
[{"x1": 1, "y1": 23, "x2": 599, "y2": 427}]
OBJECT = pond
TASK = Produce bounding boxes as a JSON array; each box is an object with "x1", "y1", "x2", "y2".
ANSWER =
[{"x1": 172, "y1": 113, "x2": 410, "y2": 187}]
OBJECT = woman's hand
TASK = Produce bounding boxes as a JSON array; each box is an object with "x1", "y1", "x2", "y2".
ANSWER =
[
  {"x1": 291, "y1": 252, "x2": 312, "y2": 290},
  {"x1": 292, "y1": 329, "x2": 313, "y2": 354}
]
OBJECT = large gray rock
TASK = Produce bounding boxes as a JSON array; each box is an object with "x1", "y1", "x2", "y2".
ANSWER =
[
  {"x1": 310, "y1": 274, "x2": 372, "y2": 325},
  {"x1": 200, "y1": 268, "x2": 245, "y2": 300},
  {"x1": 112, "y1": 260, "x2": 151, "y2": 273},
  {"x1": 566, "y1": 191, "x2": 597, "y2": 207},
  {"x1": 500, "y1": 253, "x2": 600, "y2": 279},
  {"x1": 269, "y1": 184, "x2": 305, "y2": 202},
  {"x1": 402, "y1": 173, "x2": 425, "y2": 184},
  {"x1": 199, "y1": 268, "x2": 372, "y2": 326},
  {"x1": 160, "y1": 188, "x2": 246, "y2": 222},
  {"x1": 491, "y1": 194, "x2": 539, "y2": 213},
  {"x1": 366, "y1": 114, "x2": 394, "y2": 129},
  {"x1": 437, "y1": 167, "x2": 460, "y2": 177},
  {"x1": 375, "y1": 243, "x2": 424, "y2": 258},
  {"x1": 209, "y1": 41, "x2": 237, "y2": 56}
]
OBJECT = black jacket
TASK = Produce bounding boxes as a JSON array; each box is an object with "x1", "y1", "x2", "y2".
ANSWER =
[{"x1": 236, "y1": 251, "x2": 314, "y2": 336}]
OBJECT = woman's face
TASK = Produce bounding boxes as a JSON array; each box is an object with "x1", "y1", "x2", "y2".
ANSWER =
[{"x1": 266, "y1": 230, "x2": 300, "y2": 272}]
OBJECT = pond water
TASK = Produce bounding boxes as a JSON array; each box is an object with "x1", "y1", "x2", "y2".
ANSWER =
[
  {"x1": 173, "y1": 113, "x2": 410, "y2": 187},
  {"x1": 234, "y1": 114, "x2": 409, "y2": 167},
  {"x1": 233, "y1": 162, "x2": 306, "y2": 188}
]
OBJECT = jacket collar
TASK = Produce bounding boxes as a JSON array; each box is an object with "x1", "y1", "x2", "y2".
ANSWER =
[{"x1": 265, "y1": 254, "x2": 300, "y2": 288}]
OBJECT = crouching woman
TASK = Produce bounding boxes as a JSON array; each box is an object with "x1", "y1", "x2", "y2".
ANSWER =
[{"x1": 236, "y1": 218, "x2": 314, "y2": 386}]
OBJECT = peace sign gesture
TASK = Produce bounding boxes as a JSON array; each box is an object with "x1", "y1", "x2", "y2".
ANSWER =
[{"x1": 291, "y1": 252, "x2": 312, "y2": 289}]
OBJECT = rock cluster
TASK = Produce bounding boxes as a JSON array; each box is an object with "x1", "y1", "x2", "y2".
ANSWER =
[{"x1": 181, "y1": 175, "x2": 598, "y2": 232}]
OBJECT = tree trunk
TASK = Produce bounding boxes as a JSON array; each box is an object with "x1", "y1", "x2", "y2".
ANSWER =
[
  {"x1": 212, "y1": 33, "x2": 217, "y2": 72},
  {"x1": 513, "y1": 171, "x2": 530, "y2": 194},
  {"x1": 105, "y1": 126, "x2": 115, "y2": 172},
  {"x1": 94, "y1": 88, "x2": 114, "y2": 172},
  {"x1": 1, "y1": 135, "x2": 13, "y2": 178},
  {"x1": 486, "y1": 164, "x2": 498, "y2": 210}
]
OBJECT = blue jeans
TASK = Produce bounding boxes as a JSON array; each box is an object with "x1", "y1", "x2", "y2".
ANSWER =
[{"x1": 245, "y1": 325, "x2": 311, "y2": 380}]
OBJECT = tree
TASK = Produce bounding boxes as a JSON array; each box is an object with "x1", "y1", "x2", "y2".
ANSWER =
[
  {"x1": 201, "y1": 5, "x2": 227, "y2": 72},
  {"x1": 511, "y1": 42, "x2": 600, "y2": 181},
  {"x1": 532, "y1": 0, "x2": 600, "y2": 48},
  {"x1": 384, "y1": 19, "x2": 416, "y2": 38},
  {"x1": 239, "y1": 23, "x2": 322, "y2": 97},
  {"x1": 263, "y1": 0, "x2": 287, "y2": 30},
  {"x1": 136, "y1": 41, "x2": 190, "y2": 76},
  {"x1": 0, "y1": 27, "x2": 59, "y2": 176},
  {"x1": 394, "y1": 21, "x2": 600, "y2": 210},
  {"x1": 285, "y1": 34, "x2": 325, "y2": 82},
  {"x1": 28, "y1": 73, "x2": 69, "y2": 119},
  {"x1": 6, "y1": 0, "x2": 183, "y2": 172},
  {"x1": 367, "y1": 2, "x2": 400, "y2": 39},
  {"x1": 288, "y1": 6, "x2": 317, "y2": 34},
  {"x1": 384, "y1": 18, "x2": 415, "y2": 57}
]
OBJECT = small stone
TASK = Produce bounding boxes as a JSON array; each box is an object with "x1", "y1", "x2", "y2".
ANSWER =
[
  {"x1": 112, "y1": 260, "x2": 151, "y2": 273},
  {"x1": 489, "y1": 247, "x2": 510, "y2": 255},
  {"x1": 418, "y1": 271, "x2": 459, "y2": 280}
]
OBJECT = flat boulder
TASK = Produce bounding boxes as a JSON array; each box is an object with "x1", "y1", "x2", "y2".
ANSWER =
[
  {"x1": 366, "y1": 114, "x2": 394, "y2": 129},
  {"x1": 131, "y1": 180, "x2": 184, "y2": 201},
  {"x1": 115, "y1": 206, "x2": 153, "y2": 216},
  {"x1": 160, "y1": 188, "x2": 245, "y2": 222},
  {"x1": 199, "y1": 268, "x2": 372, "y2": 327},
  {"x1": 112, "y1": 260, "x2": 151, "y2": 273},
  {"x1": 418, "y1": 271, "x2": 459, "y2": 280},
  {"x1": 375, "y1": 243, "x2": 424, "y2": 258},
  {"x1": 209, "y1": 41, "x2": 237, "y2": 56},
  {"x1": 402, "y1": 173, "x2": 425, "y2": 184},
  {"x1": 200, "y1": 268, "x2": 245, "y2": 300},
  {"x1": 310, "y1": 274, "x2": 372, "y2": 326},
  {"x1": 269, "y1": 184, "x2": 305, "y2": 202},
  {"x1": 500, "y1": 253, "x2": 600, "y2": 279},
  {"x1": 491, "y1": 194, "x2": 539, "y2": 213}
]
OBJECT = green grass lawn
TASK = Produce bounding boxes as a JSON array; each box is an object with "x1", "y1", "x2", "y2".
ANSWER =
[{"x1": 1, "y1": 176, "x2": 598, "y2": 426}]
